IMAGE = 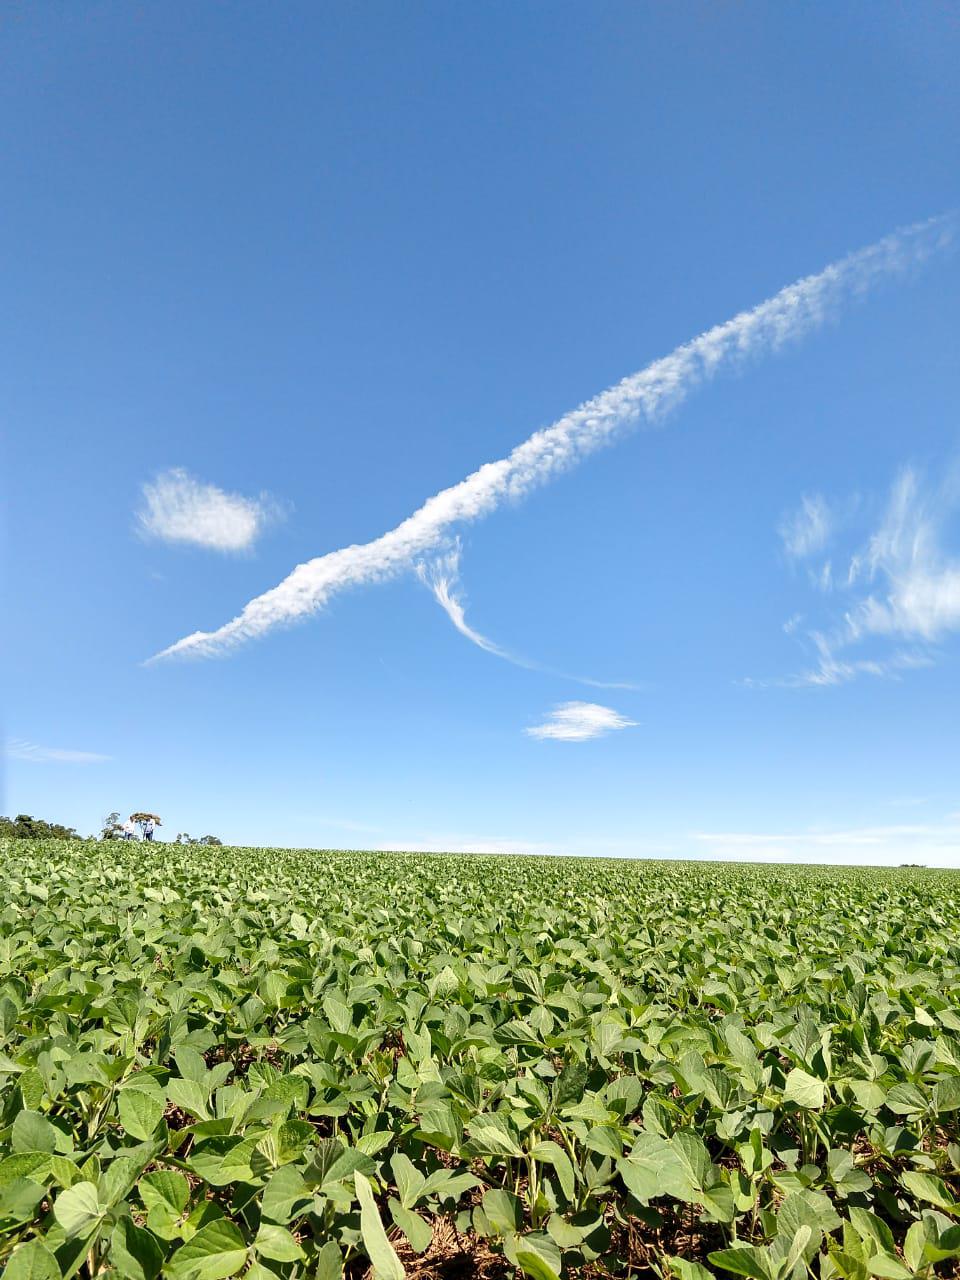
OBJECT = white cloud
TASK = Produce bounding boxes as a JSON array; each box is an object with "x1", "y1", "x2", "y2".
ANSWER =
[
  {"x1": 151, "y1": 214, "x2": 957, "y2": 661},
  {"x1": 525, "y1": 701, "x2": 637, "y2": 741},
  {"x1": 773, "y1": 637, "x2": 934, "y2": 689},
  {"x1": 7, "y1": 739, "x2": 110, "y2": 764},
  {"x1": 416, "y1": 542, "x2": 514, "y2": 662},
  {"x1": 417, "y1": 542, "x2": 642, "y2": 690},
  {"x1": 844, "y1": 468, "x2": 960, "y2": 643},
  {"x1": 694, "y1": 819, "x2": 960, "y2": 867},
  {"x1": 759, "y1": 463, "x2": 960, "y2": 688},
  {"x1": 780, "y1": 494, "x2": 832, "y2": 558},
  {"x1": 138, "y1": 468, "x2": 281, "y2": 552},
  {"x1": 811, "y1": 560, "x2": 833, "y2": 592}
]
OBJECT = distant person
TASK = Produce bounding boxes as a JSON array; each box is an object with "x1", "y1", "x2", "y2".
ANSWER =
[
  {"x1": 143, "y1": 817, "x2": 156, "y2": 841},
  {"x1": 122, "y1": 818, "x2": 137, "y2": 841}
]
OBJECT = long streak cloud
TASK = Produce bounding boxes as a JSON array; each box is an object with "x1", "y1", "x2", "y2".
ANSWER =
[{"x1": 152, "y1": 215, "x2": 956, "y2": 662}]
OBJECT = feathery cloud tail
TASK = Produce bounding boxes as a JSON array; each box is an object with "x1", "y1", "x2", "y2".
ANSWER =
[{"x1": 417, "y1": 542, "x2": 642, "y2": 689}]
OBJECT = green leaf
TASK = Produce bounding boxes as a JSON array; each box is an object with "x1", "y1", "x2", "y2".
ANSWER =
[
  {"x1": 12, "y1": 1110, "x2": 58, "y2": 1154},
  {"x1": 584, "y1": 1124, "x2": 622, "y2": 1158},
  {"x1": 847, "y1": 1080, "x2": 886, "y2": 1111},
  {"x1": 933, "y1": 1075, "x2": 960, "y2": 1112},
  {"x1": 831, "y1": 1248, "x2": 871, "y2": 1280},
  {"x1": 0, "y1": 1178, "x2": 46, "y2": 1227},
  {"x1": 49, "y1": 1156, "x2": 81, "y2": 1189},
  {"x1": 553, "y1": 1061, "x2": 588, "y2": 1108},
  {"x1": 903, "y1": 1221, "x2": 928, "y2": 1273},
  {"x1": 355, "y1": 1170, "x2": 405, "y2": 1280},
  {"x1": 884, "y1": 1083, "x2": 926, "y2": 1116},
  {"x1": 848, "y1": 1207, "x2": 897, "y2": 1257},
  {"x1": 53, "y1": 1181, "x2": 107, "y2": 1240},
  {"x1": 356, "y1": 1129, "x2": 394, "y2": 1157},
  {"x1": 140, "y1": 1170, "x2": 190, "y2": 1215},
  {"x1": 110, "y1": 1215, "x2": 164, "y2": 1280},
  {"x1": 481, "y1": 1188, "x2": 522, "y2": 1236},
  {"x1": 666, "y1": 1131, "x2": 736, "y2": 1222},
  {"x1": 17, "y1": 1071, "x2": 46, "y2": 1112},
  {"x1": 901, "y1": 1170, "x2": 958, "y2": 1209},
  {"x1": 174, "y1": 1047, "x2": 208, "y2": 1083},
  {"x1": 777, "y1": 1189, "x2": 839, "y2": 1244},
  {"x1": 924, "y1": 1224, "x2": 960, "y2": 1263},
  {"x1": 167, "y1": 1219, "x2": 248, "y2": 1280},
  {"x1": 417, "y1": 1167, "x2": 479, "y2": 1204},
  {"x1": 531, "y1": 1141, "x2": 576, "y2": 1203},
  {"x1": 274, "y1": 1119, "x2": 313, "y2": 1164},
  {"x1": 2, "y1": 1239, "x2": 62, "y2": 1280},
  {"x1": 546, "y1": 1215, "x2": 594, "y2": 1249},
  {"x1": 118, "y1": 1089, "x2": 164, "y2": 1141},
  {"x1": 254, "y1": 1223, "x2": 304, "y2": 1263},
  {"x1": 260, "y1": 1164, "x2": 310, "y2": 1223},
  {"x1": 101, "y1": 1155, "x2": 143, "y2": 1207},
  {"x1": 166, "y1": 1078, "x2": 210, "y2": 1121},
  {"x1": 783, "y1": 1069, "x2": 825, "y2": 1110},
  {"x1": 669, "y1": 1259, "x2": 716, "y2": 1280},
  {"x1": 709, "y1": 1245, "x2": 771, "y2": 1280},
  {"x1": 467, "y1": 1114, "x2": 524, "y2": 1158},
  {"x1": 390, "y1": 1199, "x2": 434, "y2": 1253},
  {"x1": 618, "y1": 1154, "x2": 663, "y2": 1206},
  {"x1": 784, "y1": 1226, "x2": 813, "y2": 1273},
  {"x1": 0, "y1": 1154, "x2": 50, "y2": 1188},
  {"x1": 315, "y1": 1240, "x2": 344, "y2": 1280},
  {"x1": 180, "y1": 1201, "x2": 226, "y2": 1244},
  {"x1": 212, "y1": 1137, "x2": 259, "y2": 1184},
  {"x1": 391, "y1": 1152, "x2": 427, "y2": 1208},
  {"x1": 865, "y1": 1257, "x2": 913, "y2": 1279},
  {"x1": 506, "y1": 1232, "x2": 563, "y2": 1280},
  {"x1": 321, "y1": 1147, "x2": 374, "y2": 1190},
  {"x1": 515, "y1": 1251, "x2": 562, "y2": 1280}
]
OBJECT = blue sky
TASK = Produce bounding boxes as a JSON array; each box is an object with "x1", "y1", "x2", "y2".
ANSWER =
[{"x1": 5, "y1": 2, "x2": 960, "y2": 863}]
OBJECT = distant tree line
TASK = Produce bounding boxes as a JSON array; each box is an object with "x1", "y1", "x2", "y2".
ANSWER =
[
  {"x1": 0, "y1": 814, "x2": 82, "y2": 840},
  {"x1": 0, "y1": 813, "x2": 222, "y2": 844}
]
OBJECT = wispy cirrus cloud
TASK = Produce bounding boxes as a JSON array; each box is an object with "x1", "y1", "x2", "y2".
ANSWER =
[
  {"x1": 845, "y1": 467, "x2": 960, "y2": 642},
  {"x1": 151, "y1": 214, "x2": 956, "y2": 662},
  {"x1": 755, "y1": 463, "x2": 960, "y2": 687},
  {"x1": 417, "y1": 541, "x2": 642, "y2": 690},
  {"x1": 138, "y1": 468, "x2": 283, "y2": 552},
  {"x1": 525, "y1": 701, "x2": 637, "y2": 741},
  {"x1": 694, "y1": 817, "x2": 960, "y2": 866},
  {"x1": 416, "y1": 543, "x2": 514, "y2": 663},
  {"x1": 6, "y1": 739, "x2": 110, "y2": 764},
  {"x1": 779, "y1": 494, "x2": 832, "y2": 558}
]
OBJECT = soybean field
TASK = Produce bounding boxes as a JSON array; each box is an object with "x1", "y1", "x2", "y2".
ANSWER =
[{"x1": 2, "y1": 841, "x2": 960, "y2": 1280}]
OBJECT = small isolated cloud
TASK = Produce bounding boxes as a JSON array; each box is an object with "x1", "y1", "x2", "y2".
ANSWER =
[
  {"x1": 138, "y1": 468, "x2": 281, "y2": 552},
  {"x1": 7, "y1": 739, "x2": 110, "y2": 764},
  {"x1": 779, "y1": 494, "x2": 832, "y2": 558},
  {"x1": 526, "y1": 701, "x2": 637, "y2": 742}
]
